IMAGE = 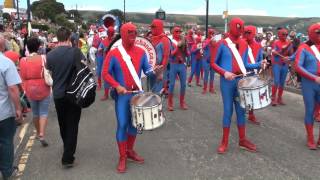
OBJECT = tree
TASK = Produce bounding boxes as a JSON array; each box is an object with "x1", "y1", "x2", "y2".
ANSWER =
[
  {"x1": 68, "y1": 10, "x2": 82, "y2": 24},
  {"x1": 2, "y1": 12, "x2": 11, "y2": 22},
  {"x1": 55, "y1": 13, "x2": 75, "y2": 31},
  {"x1": 31, "y1": 0, "x2": 65, "y2": 22}
]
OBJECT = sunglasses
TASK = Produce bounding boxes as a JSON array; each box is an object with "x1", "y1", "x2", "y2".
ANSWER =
[
  {"x1": 315, "y1": 29, "x2": 320, "y2": 34},
  {"x1": 244, "y1": 31, "x2": 252, "y2": 34},
  {"x1": 282, "y1": 33, "x2": 288, "y2": 36}
]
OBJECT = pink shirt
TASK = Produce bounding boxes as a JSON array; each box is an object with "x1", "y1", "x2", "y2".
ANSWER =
[{"x1": 20, "y1": 54, "x2": 50, "y2": 100}]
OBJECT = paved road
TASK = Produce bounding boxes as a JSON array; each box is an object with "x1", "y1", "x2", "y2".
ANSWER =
[{"x1": 15, "y1": 76, "x2": 320, "y2": 180}]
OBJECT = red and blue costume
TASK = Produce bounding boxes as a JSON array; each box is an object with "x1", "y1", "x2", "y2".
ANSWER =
[
  {"x1": 95, "y1": 27, "x2": 106, "y2": 90},
  {"x1": 185, "y1": 29, "x2": 194, "y2": 66},
  {"x1": 102, "y1": 23, "x2": 154, "y2": 173},
  {"x1": 243, "y1": 25, "x2": 263, "y2": 124},
  {"x1": 295, "y1": 23, "x2": 320, "y2": 150},
  {"x1": 188, "y1": 36, "x2": 203, "y2": 86},
  {"x1": 149, "y1": 19, "x2": 170, "y2": 94},
  {"x1": 211, "y1": 18, "x2": 261, "y2": 154},
  {"x1": 271, "y1": 28, "x2": 294, "y2": 106},
  {"x1": 167, "y1": 27, "x2": 189, "y2": 111},
  {"x1": 99, "y1": 26, "x2": 115, "y2": 101},
  {"x1": 202, "y1": 28, "x2": 216, "y2": 94}
]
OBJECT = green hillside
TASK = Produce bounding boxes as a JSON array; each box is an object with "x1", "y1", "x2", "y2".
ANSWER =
[{"x1": 80, "y1": 10, "x2": 320, "y2": 33}]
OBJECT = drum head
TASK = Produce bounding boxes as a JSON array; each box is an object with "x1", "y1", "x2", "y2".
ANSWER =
[
  {"x1": 131, "y1": 92, "x2": 161, "y2": 107},
  {"x1": 238, "y1": 75, "x2": 268, "y2": 89}
]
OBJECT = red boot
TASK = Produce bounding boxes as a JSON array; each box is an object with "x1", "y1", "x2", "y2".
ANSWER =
[
  {"x1": 305, "y1": 124, "x2": 317, "y2": 150},
  {"x1": 97, "y1": 77, "x2": 102, "y2": 90},
  {"x1": 238, "y1": 126, "x2": 257, "y2": 152},
  {"x1": 180, "y1": 94, "x2": 188, "y2": 110},
  {"x1": 209, "y1": 81, "x2": 215, "y2": 94},
  {"x1": 271, "y1": 85, "x2": 278, "y2": 106},
  {"x1": 217, "y1": 127, "x2": 230, "y2": 154},
  {"x1": 127, "y1": 135, "x2": 144, "y2": 163},
  {"x1": 117, "y1": 141, "x2": 127, "y2": 173},
  {"x1": 196, "y1": 76, "x2": 201, "y2": 86},
  {"x1": 202, "y1": 82, "x2": 208, "y2": 94},
  {"x1": 168, "y1": 94, "x2": 174, "y2": 111},
  {"x1": 277, "y1": 87, "x2": 285, "y2": 105},
  {"x1": 248, "y1": 110, "x2": 260, "y2": 125},
  {"x1": 100, "y1": 88, "x2": 109, "y2": 101}
]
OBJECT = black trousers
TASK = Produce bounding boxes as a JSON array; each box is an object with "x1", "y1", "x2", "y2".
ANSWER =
[{"x1": 54, "y1": 97, "x2": 81, "y2": 164}]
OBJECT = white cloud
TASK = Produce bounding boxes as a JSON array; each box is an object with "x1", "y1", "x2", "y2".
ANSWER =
[{"x1": 229, "y1": 8, "x2": 268, "y2": 16}]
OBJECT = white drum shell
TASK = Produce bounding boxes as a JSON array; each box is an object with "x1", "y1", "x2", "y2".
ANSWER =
[
  {"x1": 238, "y1": 77, "x2": 271, "y2": 110},
  {"x1": 131, "y1": 93, "x2": 165, "y2": 131}
]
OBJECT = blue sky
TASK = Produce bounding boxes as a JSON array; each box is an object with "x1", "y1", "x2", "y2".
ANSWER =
[{"x1": 18, "y1": 0, "x2": 320, "y2": 17}]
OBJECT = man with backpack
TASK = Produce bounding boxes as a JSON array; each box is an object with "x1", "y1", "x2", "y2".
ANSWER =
[{"x1": 46, "y1": 27, "x2": 87, "y2": 168}]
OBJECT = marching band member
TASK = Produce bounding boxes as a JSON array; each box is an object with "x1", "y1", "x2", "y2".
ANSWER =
[
  {"x1": 271, "y1": 28, "x2": 294, "y2": 106},
  {"x1": 243, "y1": 25, "x2": 263, "y2": 124},
  {"x1": 211, "y1": 18, "x2": 266, "y2": 154},
  {"x1": 102, "y1": 23, "x2": 162, "y2": 173},
  {"x1": 188, "y1": 36, "x2": 203, "y2": 87},
  {"x1": 186, "y1": 29, "x2": 194, "y2": 66},
  {"x1": 202, "y1": 28, "x2": 216, "y2": 94},
  {"x1": 95, "y1": 27, "x2": 106, "y2": 90},
  {"x1": 98, "y1": 26, "x2": 115, "y2": 101},
  {"x1": 149, "y1": 19, "x2": 171, "y2": 94},
  {"x1": 168, "y1": 26, "x2": 189, "y2": 111},
  {"x1": 295, "y1": 23, "x2": 320, "y2": 150}
]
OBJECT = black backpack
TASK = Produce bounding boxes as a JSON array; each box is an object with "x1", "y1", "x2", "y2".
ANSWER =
[{"x1": 65, "y1": 48, "x2": 96, "y2": 108}]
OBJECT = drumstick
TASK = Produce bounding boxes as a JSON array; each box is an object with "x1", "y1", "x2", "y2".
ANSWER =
[
  {"x1": 126, "y1": 90, "x2": 141, "y2": 94},
  {"x1": 234, "y1": 71, "x2": 255, "y2": 78},
  {"x1": 234, "y1": 74, "x2": 245, "y2": 78},
  {"x1": 272, "y1": 50, "x2": 290, "y2": 61}
]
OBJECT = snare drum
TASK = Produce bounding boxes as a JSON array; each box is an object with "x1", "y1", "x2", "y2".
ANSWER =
[
  {"x1": 130, "y1": 92, "x2": 165, "y2": 131},
  {"x1": 238, "y1": 75, "x2": 271, "y2": 110}
]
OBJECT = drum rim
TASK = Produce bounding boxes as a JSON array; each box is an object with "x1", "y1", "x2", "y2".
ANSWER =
[
  {"x1": 240, "y1": 103, "x2": 271, "y2": 110},
  {"x1": 131, "y1": 102, "x2": 162, "y2": 109},
  {"x1": 238, "y1": 79, "x2": 271, "y2": 90},
  {"x1": 130, "y1": 93, "x2": 162, "y2": 108}
]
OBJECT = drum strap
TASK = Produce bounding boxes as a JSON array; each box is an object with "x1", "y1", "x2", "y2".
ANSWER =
[
  {"x1": 118, "y1": 45, "x2": 143, "y2": 91},
  {"x1": 171, "y1": 39, "x2": 178, "y2": 46},
  {"x1": 310, "y1": 45, "x2": 320, "y2": 62},
  {"x1": 248, "y1": 46, "x2": 255, "y2": 64},
  {"x1": 225, "y1": 38, "x2": 247, "y2": 75},
  {"x1": 248, "y1": 46, "x2": 258, "y2": 74}
]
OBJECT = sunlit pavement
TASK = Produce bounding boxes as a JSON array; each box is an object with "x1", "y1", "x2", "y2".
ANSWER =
[{"x1": 15, "y1": 76, "x2": 320, "y2": 180}]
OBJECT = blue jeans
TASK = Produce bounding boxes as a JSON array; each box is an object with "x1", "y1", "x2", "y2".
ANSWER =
[
  {"x1": 0, "y1": 117, "x2": 16, "y2": 178},
  {"x1": 29, "y1": 95, "x2": 51, "y2": 118}
]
